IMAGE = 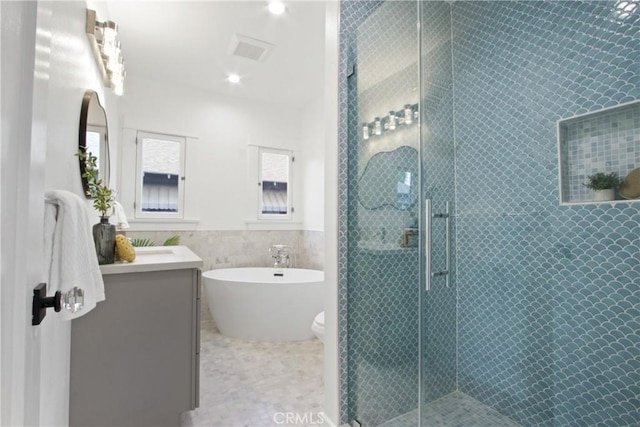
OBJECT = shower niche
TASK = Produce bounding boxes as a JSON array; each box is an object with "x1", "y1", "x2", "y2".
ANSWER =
[{"x1": 558, "y1": 100, "x2": 640, "y2": 204}]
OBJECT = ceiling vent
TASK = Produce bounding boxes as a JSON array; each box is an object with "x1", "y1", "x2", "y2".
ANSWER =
[{"x1": 230, "y1": 34, "x2": 274, "y2": 62}]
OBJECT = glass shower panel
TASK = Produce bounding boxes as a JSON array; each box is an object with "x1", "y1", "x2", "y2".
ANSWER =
[
  {"x1": 346, "y1": 1, "x2": 420, "y2": 425},
  {"x1": 419, "y1": 0, "x2": 458, "y2": 421}
]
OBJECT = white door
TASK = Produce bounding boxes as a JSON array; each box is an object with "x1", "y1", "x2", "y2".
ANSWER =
[{"x1": 1, "y1": 2, "x2": 61, "y2": 425}]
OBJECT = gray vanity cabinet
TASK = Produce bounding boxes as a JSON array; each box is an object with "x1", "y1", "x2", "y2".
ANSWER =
[{"x1": 70, "y1": 266, "x2": 201, "y2": 427}]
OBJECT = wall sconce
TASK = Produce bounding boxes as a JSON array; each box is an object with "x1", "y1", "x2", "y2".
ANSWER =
[
  {"x1": 86, "y1": 9, "x2": 125, "y2": 96},
  {"x1": 362, "y1": 103, "x2": 419, "y2": 140}
]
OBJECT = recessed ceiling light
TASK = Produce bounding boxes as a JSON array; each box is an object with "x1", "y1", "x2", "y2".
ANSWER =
[
  {"x1": 227, "y1": 74, "x2": 241, "y2": 84},
  {"x1": 268, "y1": 1, "x2": 286, "y2": 15}
]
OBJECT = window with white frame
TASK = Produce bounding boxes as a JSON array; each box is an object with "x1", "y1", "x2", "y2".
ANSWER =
[
  {"x1": 258, "y1": 147, "x2": 293, "y2": 220},
  {"x1": 135, "y1": 132, "x2": 186, "y2": 218}
]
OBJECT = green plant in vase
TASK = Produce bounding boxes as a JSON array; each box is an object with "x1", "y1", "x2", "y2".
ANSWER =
[
  {"x1": 583, "y1": 172, "x2": 622, "y2": 202},
  {"x1": 77, "y1": 148, "x2": 116, "y2": 264},
  {"x1": 78, "y1": 149, "x2": 113, "y2": 215}
]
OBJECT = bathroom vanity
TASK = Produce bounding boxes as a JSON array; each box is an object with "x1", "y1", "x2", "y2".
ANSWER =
[{"x1": 69, "y1": 246, "x2": 203, "y2": 427}]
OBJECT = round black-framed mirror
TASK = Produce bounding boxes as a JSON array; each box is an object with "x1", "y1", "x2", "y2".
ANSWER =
[{"x1": 78, "y1": 90, "x2": 110, "y2": 198}]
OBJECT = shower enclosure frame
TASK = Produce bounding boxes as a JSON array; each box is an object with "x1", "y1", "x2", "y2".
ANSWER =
[{"x1": 339, "y1": 1, "x2": 640, "y2": 426}]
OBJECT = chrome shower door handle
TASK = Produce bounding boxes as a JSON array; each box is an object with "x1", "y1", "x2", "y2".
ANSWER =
[
  {"x1": 425, "y1": 199, "x2": 432, "y2": 292},
  {"x1": 445, "y1": 201, "x2": 450, "y2": 288},
  {"x1": 426, "y1": 200, "x2": 452, "y2": 291}
]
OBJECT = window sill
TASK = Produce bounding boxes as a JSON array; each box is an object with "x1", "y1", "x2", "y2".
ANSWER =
[
  {"x1": 127, "y1": 218, "x2": 199, "y2": 231},
  {"x1": 245, "y1": 220, "x2": 303, "y2": 231}
]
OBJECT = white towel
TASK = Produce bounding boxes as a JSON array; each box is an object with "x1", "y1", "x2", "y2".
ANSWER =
[
  {"x1": 44, "y1": 190, "x2": 105, "y2": 320},
  {"x1": 111, "y1": 200, "x2": 129, "y2": 230}
]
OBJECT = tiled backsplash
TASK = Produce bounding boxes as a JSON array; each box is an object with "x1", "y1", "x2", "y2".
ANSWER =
[{"x1": 127, "y1": 230, "x2": 324, "y2": 272}]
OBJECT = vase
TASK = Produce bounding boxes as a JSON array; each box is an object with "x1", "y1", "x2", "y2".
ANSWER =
[
  {"x1": 93, "y1": 216, "x2": 116, "y2": 265},
  {"x1": 593, "y1": 188, "x2": 615, "y2": 202}
]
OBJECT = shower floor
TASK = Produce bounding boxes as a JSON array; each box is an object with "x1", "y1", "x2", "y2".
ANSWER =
[{"x1": 378, "y1": 391, "x2": 522, "y2": 427}]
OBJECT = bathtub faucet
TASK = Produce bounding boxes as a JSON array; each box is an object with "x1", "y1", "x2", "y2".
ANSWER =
[{"x1": 269, "y1": 244, "x2": 291, "y2": 268}]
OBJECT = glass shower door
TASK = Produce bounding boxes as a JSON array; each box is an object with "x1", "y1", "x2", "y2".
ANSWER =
[
  {"x1": 418, "y1": 1, "x2": 458, "y2": 425},
  {"x1": 346, "y1": 1, "x2": 421, "y2": 425}
]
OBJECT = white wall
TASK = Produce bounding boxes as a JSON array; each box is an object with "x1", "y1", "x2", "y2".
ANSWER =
[
  {"x1": 322, "y1": 1, "x2": 341, "y2": 425},
  {"x1": 119, "y1": 76, "x2": 308, "y2": 231},
  {"x1": 1, "y1": 3, "x2": 43, "y2": 424},
  {"x1": 44, "y1": 2, "x2": 120, "y2": 207},
  {"x1": 300, "y1": 96, "x2": 325, "y2": 232}
]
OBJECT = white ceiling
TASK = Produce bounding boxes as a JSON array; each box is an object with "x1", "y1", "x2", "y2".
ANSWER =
[{"x1": 105, "y1": 1, "x2": 327, "y2": 107}]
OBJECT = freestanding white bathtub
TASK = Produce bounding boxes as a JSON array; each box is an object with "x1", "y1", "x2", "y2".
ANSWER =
[{"x1": 202, "y1": 268, "x2": 324, "y2": 342}]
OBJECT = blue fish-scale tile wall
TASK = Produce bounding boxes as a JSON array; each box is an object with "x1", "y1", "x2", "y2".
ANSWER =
[{"x1": 452, "y1": 1, "x2": 639, "y2": 426}]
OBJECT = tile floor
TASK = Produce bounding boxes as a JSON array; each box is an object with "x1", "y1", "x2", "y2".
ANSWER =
[
  {"x1": 181, "y1": 321, "x2": 328, "y2": 427},
  {"x1": 184, "y1": 322, "x2": 520, "y2": 427},
  {"x1": 378, "y1": 392, "x2": 522, "y2": 427}
]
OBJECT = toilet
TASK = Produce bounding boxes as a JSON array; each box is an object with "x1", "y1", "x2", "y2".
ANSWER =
[{"x1": 311, "y1": 311, "x2": 324, "y2": 343}]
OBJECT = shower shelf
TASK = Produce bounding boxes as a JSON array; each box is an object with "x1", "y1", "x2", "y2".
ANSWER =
[
  {"x1": 357, "y1": 241, "x2": 418, "y2": 254},
  {"x1": 557, "y1": 100, "x2": 640, "y2": 205}
]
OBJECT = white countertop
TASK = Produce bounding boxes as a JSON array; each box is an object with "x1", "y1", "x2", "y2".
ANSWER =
[{"x1": 100, "y1": 246, "x2": 203, "y2": 275}]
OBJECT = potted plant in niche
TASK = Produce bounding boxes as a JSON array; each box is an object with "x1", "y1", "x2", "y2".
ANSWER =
[
  {"x1": 78, "y1": 148, "x2": 116, "y2": 264},
  {"x1": 583, "y1": 172, "x2": 622, "y2": 202}
]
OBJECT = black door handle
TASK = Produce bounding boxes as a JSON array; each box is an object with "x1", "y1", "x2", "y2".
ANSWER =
[{"x1": 32, "y1": 282, "x2": 61, "y2": 325}]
